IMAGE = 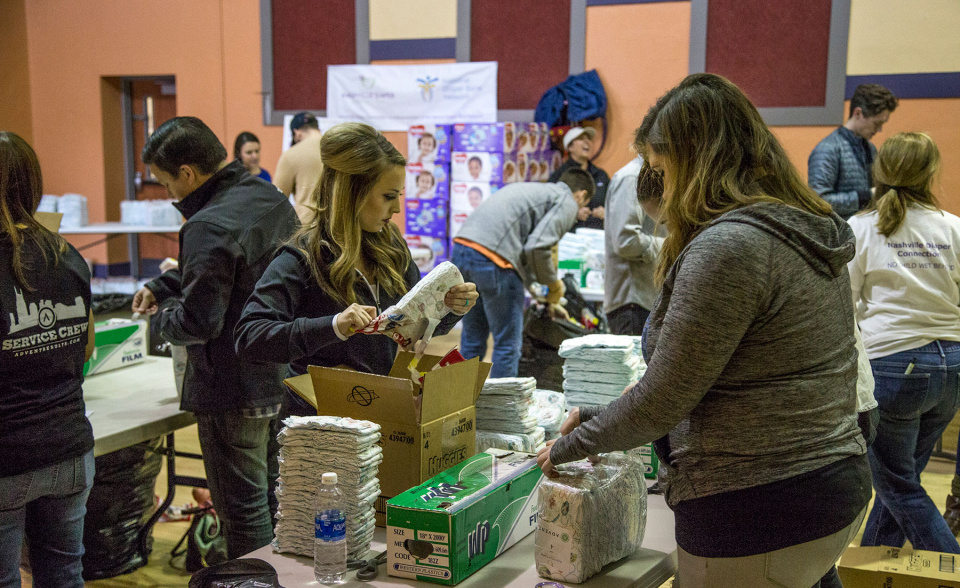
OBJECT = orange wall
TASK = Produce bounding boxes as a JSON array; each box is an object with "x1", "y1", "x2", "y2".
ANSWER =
[
  {"x1": 585, "y1": 2, "x2": 690, "y2": 177},
  {"x1": 5, "y1": 0, "x2": 959, "y2": 268},
  {"x1": 20, "y1": 0, "x2": 286, "y2": 263},
  {"x1": 0, "y1": 0, "x2": 34, "y2": 142}
]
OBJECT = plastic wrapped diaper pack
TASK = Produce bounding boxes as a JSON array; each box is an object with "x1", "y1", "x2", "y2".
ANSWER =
[
  {"x1": 475, "y1": 428, "x2": 546, "y2": 453},
  {"x1": 358, "y1": 261, "x2": 463, "y2": 350},
  {"x1": 533, "y1": 389, "x2": 565, "y2": 433},
  {"x1": 535, "y1": 452, "x2": 647, "y2": 584}
]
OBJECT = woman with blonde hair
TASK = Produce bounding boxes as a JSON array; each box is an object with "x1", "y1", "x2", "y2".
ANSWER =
[
  {"x1": 848, "y1": 132, "x2": 960, "y2": 552},
  {"x1": 1, "y1": 132, "x2": 95, "y2": 587},
  {"x1": 235, "y1": 122, "x2": 477, "y2": 417},
  {"x1": 539, "y1": 74, "x2": 870, "y2": 587}
]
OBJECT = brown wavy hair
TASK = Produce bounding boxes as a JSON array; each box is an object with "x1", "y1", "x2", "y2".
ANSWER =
[
  {"x1": 860, "y1": 132, "x2": 941, "y2": 237},
  {"x1": 634, "y1": 74, "x2": 831, "y2": 284},
  {"x1": 0, "y1": 132, "x2": 67, "y2": 291},
  {"x1": 293, "y1": 122, "x2": 410, "y2": 305}
]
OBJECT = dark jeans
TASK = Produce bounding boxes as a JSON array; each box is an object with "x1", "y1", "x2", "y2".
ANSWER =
[
  {"x1": 0, "y1": 450, "x2": 94, "y2": 588},
  {"x1": 195, "y1": 411, "x2": 281, "y2": 559},
  {"x1": 607, "y1": 303, "x2": 650, "y2": 336},
  {"x1": 452, "y1": 244, "x2": 525, "y2": 378},
  {"x1": 862, "y1": 340, "x2": 960, "y2": 553}
]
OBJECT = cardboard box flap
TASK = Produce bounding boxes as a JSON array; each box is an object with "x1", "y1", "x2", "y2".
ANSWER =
[
  {"x1": 420, "y1": 359, "x2": 481, "y2": 423},
  {"x1": 308, "y1": 365, "x2": 418, "y2": 424},
  {"x1": 34, "y1": 211, "x2": 63, "y2": 232},
  {"x1": 394, "y1": 351, "x2": 491, "y2": 403},
  {"x1": 284, "y1": 373, "x2": 317, "y2": 409}
]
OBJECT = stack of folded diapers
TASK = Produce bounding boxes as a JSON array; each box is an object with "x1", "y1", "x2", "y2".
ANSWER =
[{"x1": 273, "y1": 416, "x2": 381, "y2": 560}]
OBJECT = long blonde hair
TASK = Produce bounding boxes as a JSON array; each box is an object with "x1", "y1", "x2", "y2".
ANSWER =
[
  {"x1": 635, "y1": 74, "x2": 831, "y2": 284},
  {"x1": 861, "y1": 132, "x2": 941, "y2": 237},
  {"x1": 294, "y1": 122, "x2": 410, "y2": 305},
  {"x1": 0, "y1": 132, "x2": 67, "y2": 291}
]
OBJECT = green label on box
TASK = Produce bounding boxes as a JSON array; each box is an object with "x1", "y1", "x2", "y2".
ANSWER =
[
  {"x1": 387, "y1": 449, "x2": 544, "y2": 585},
  {"x1": 83, "y1": 320, "x2": 146, "y2": 376}
]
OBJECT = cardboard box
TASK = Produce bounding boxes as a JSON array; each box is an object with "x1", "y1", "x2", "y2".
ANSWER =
[
  {"x1": 405, "y1": 162, "x2": 450, "y2": 201},
  {"x1": 451, "y1": 152, "x2": 516, "y2": 184},
  {"x1": 83, "y1": 319, "x2": 147, "y2": 376},
  {"x1": 406, "y1": 234, "x2": 450, "y2": 275},
  {"x1": 387, "y1": 449, "x2": 544, "y2": 585},
  {"x1": 547, "y1": 150, "x2": 563, "y2": 174},
  {"x1": 405, "y1": 198, "x2": 449, "y2": 238},
  {"x1": 838, "y1": 546, "x2": 960, "y2": 587},
  {"x1": 558, "y1": 258, "x2": 586, "y2": 287},
  {"x1": 284, "y1": 352, "x2": 492, "y2": 526},
  {"x1": 452, "y1": 122, "x2": 518, "y2": 153},
  {"x1": 409, "y1": 124, "x2": 453, "y2": 164}
]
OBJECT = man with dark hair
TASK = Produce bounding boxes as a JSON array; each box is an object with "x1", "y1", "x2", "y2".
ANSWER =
[
  {"x1": 133, "y1": 116, "x2": 298, "y2": 559},
  {"x1": 274, "y1": 111, "x2": 323, "y2": 224},
  {"x1": 808, "y1": 83, "x2": 899, "y2": 218},
  {"x1": 451, "y1": 168, "x2": 594, "y2": 377}
]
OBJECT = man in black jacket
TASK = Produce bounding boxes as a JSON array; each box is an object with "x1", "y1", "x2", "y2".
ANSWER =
[{"x1": 132, "y1": 117, "x2": 298, "y2": 558}]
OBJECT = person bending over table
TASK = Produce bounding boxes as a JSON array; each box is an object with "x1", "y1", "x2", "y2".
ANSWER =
[
  {"x1": 0, "y1": 132, "x2": 96, "y2": 588},
  {"x1": 235, "y1": 122, "x2": 478, "y2": 419},
  {"x1": 539, "y1": 74, "x2": 871, "y2": 588}
]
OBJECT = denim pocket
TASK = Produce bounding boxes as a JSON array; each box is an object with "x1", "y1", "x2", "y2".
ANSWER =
[{"x1": 872, "y1": 370, "x2": 932, "y2": 418}]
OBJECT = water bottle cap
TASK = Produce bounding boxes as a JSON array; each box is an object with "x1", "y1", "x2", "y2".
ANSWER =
[{"x1": 321, "y1": 472, "x2": 338, "y2": 485}]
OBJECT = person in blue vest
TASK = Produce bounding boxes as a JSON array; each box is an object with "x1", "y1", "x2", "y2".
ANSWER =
[{"x1": 808, "y1": 84, "x2": 898, "y2": 219}]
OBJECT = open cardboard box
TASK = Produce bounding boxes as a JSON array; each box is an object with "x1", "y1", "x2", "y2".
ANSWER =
[
  {"x1": 838, "y1": 545, "x2": 960, "y2": 587},
  {"x1": 284, "y1": 351, "x2": 491, "y2": 525}
]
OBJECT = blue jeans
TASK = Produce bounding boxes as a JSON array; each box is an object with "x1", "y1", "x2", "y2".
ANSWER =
[
  {"x1": 0, "y1": 450, "x2": 94, "y2": 588},
  {"x1": 862, "y1": 340, "x2": 960, "y2": 552},
  {"x1": 195, "y1": 411, "x2": 280, "y2": 559},
  {"x1": 452, "y1": 244, "x2": 524, "y2": 378}
]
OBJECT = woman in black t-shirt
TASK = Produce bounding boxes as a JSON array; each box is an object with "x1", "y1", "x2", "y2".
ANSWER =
[{"x1": 0, "y1": 132, "x2": 95, "y2": 588}]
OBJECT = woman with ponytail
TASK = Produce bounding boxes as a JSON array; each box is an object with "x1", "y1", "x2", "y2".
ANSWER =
[
  {"x1": 848, "y1": 132, "x2": 960, "y2": 552},
  {"x1": 235, "y1": 123, "x2": 477, "y2": 417},
  {"x1": 1, "y1": 132, "x2": 95, "y2": 586}
]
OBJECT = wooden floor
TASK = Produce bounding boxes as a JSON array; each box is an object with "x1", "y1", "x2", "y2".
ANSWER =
[{"x1": 18, "y1": 329, "x2": 960, "y2": 586}]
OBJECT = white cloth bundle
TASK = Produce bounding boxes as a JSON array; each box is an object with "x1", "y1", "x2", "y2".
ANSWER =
[
  {"x1": 481, "y1": 377, "x2": 537, "y2": 395},
  {"x1": 535, "y1": 452, "x2": 647, "y2": 584},
  {"x1": 358, "y1": 261, "x2": 463, "y2": 349},
  {"x1": 476, "y1": 428, "x2": 546, "y2": 453},
  {"x1": 533, "y1": 390, "x2": 565, "y2": 433},
  {"x1": 273, "y1": 416, "x2": 382, "y2": 559},
  {"x1": 558, "y1": 334, "x2": 637, "y2": 361}
]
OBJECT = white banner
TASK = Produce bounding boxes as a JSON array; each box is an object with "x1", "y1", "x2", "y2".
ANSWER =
[{"x1": 326, "y1": 62, "x2": 498, "y2": 131}]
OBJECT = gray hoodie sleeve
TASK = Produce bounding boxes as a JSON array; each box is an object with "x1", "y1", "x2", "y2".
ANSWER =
[
  {"x1": 522, "y1": 196, "x2": 578, "y2": 285},
  {"x1": 550, "y1": 224, "x2": 769, "y2": 465}
]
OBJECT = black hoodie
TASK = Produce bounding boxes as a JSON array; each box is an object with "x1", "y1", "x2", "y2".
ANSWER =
[{"x1": 551, "y1": 201, "x2": 871, "y2": 557}]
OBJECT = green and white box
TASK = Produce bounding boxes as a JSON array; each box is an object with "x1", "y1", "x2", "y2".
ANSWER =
[
  {"x1": 386, "y1": 449, "x2": 544, "y2": 585},
  {"x1": 83, "y1": 319, "x2": 147, "y2": 376},
  {"x1": 639, "y1": 444, "x2": 659, "y2": 479}
]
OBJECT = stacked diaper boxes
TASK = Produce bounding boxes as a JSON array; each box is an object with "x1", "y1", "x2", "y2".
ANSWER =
[
  {"x1": 448, "y1": 122, "x2": 558, "y2": 241},
  {"x1": 407, "y1": 122, "x2": 562, "y2": 271},
  {"x1": 406, "y1": 125, "x2": 453, "y2": 275}
]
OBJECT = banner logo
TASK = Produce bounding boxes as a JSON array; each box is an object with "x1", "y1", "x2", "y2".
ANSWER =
[{"x1": 417, "y1": 76, "x2": 439, "y2": 101}]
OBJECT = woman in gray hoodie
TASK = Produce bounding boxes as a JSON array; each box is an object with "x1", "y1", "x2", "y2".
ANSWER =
[{"x1": 540, "y1": 74, "x2": 871, "y2": 587}]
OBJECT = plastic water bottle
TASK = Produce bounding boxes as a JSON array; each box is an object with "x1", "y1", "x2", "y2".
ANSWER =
[{"x1": 314, "y1": 472, "x2": 347, "y2": 584}]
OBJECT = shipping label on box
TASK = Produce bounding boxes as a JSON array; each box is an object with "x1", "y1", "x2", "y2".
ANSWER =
[
  {"x1": 839, "y1": 546, "x2": 960, "y2": 587},
  {"x1": 387, "y1": 449, "x2": 544, "y2": 585},
  {"x1": 451, "y1": 152, "x2": 517, "y2": 184},
  {"x1": 83, "y1": 319, "x2": 147, "y2": 376},
  {"x1": 405, "y1": 234, "x2": 450, "y2": 275},
  {"x1": 409, "y1": 124, "x2": 453, "y2": 164},
  {"x1": 284, "y1": 352, "x2": 491, "y2": 526},
  {"x1": 405, "y1": 162, "x2": 450, "y2": 201},
  {"x1": 405, "y1": 199, "x2": 449, "y2": 238}
]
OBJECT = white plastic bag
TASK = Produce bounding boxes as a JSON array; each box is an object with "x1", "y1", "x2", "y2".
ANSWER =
[{"x1": 535, "y1": 452, "x2": 647, "y2": 584}]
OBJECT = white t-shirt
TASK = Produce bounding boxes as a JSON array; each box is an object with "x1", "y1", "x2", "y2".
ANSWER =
[{"x1": 848, "y1": 206, "x2": 960, "y2": 359}]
